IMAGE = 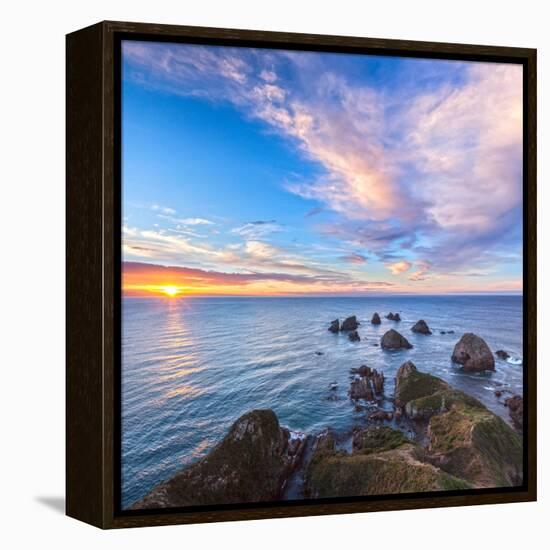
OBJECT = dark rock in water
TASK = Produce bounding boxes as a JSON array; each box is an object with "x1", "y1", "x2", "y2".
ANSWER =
[
  {"x1": 348, "y1": 330, "x2": 361, "y2": 342},
  {"x1": 411, "y1": 319, "x2": 432, "y2": 335},
  {"x1": 349, "y1": 366, "x2": 384, "y2": 400},
  {"x1": 328, "y1": 382, "x2": 338, "y2": 391},
  {"x1": 494, "y1": 390, "x2": 503, "y2": 398},
  {"x1": 315, "y1": 351, "x2": 324, "y2": 356},
  {"x1": 328, "y1": 319, "x2": 340, "y2": 333},
  {"x1": 381, "y1": 329, "x2": 412, "y2": 350},
  {"x1": 440, "y1": 331, "x2": 446, "y2": 335},
  {"x1": 504, "y1": 395, "x2": 523, "y2": 433},
  {"x1": 371, "y1": 312, "x2": 381, "y2": 325},
  {"x1": 451, "y1": 333, "x2": 495, "y2": 372},
  {"x1": 495, "y1": 350, "x2": 510, "y2": 360},
  {"x1": 133, "y1": 409, "x2": 305, "y2": 509},
  {"x1": 448, "y1": 330, "x2": 455, "y2": 334},
  {"x1": 373, "y1": 343, "x2": 379, "y2": 347},
  {"x1": 306, "y1": 426, "x2": 470, "y2": 498},
  {"x1": 341, "y1": 315, "x2": 359, "y2": 331},
  {"x1": 385, "y1": 312, "x2": 401, "y2": 321}
]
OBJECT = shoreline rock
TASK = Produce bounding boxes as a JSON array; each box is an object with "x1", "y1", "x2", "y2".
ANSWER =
[
  {"x1": 451, "y1": 333, "x2": 495, "y2": 372},
  {"x1": 133, "y1": 409, "x2": 306, "y2": 509},
  {"x1": 328, "y1": 319, "x2": 339, "y2": 333},
  {"x1": 349, "y1": 365, "x2": 384, "y2": 400},
  {"x1": 504, "y1": 395, "x2": 523, "y2": 433},
  {"x1": 381, "y1": 329, "x2": 413, "y2": 350},
  {"x1": 371, "y1": 312, "x2": 381, "y2": 325},
  {"x1": 348, "y1": 330, "x2": 361, "y2": 342}
]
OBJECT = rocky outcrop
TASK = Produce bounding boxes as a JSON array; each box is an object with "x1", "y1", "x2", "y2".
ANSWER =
[
  {"x1": 133, "y1": 410, "x2": 305, "y2": 509},
  {"x1": 369, "y1": 409, "x2": 394, "y2": 421},
  {"x1": 349, "y1": 366, "x2": 384, "y2": 400},
  {"x1": 411, "y1": 319, "x2": 432, "y2": 335},
  {"x1": 451, "y1": 333, "x2": 495, "y2": 372},
  {"x1": 381, "y1": 329, "x2": 412, "y2": 350},
  {"x1": 348, "y1": 330, "x2": 360, "y2": 342},
  {"x1": 341, "y1": 316, "x2": 359, "y2": 331},
  {"x1": 504, "y1": 395, "x2": 523, "y2": 433},
  {"x1": 427, "y1": 397, "x2": 522, "y2": 487},
  {"x1": 496, "y1": 350, "x2": 510, "y2": 360},
  {"x1": 394, "y1": 364, "x2": 522, "y2": 487},
  {"x1": 305, "y1": 427, "x2": 470, "y2": 498},
  {"x1": 386, "y1": 312, "x2": 401, "y2": 321},
  {"x1": 328, "y1": 319, "x2": 340, "y2": 333},
  {"x1": 394, "y1": 360, "x2": 450, "y2": 416},
  {"x1": 371, "y1": 312, "x2": 381, "y2": 325}
]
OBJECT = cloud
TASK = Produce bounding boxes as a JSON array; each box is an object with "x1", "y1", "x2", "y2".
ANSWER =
[
  {"x1": 231, "y1": 220, "x2": 282, "y2": 239},
  {"x1": 124, "y1": 43, "x2": 523, "y2": 281},
  {"x1": 122, "y1": 261, "x2": 395, "y2": 296},
  {"x1": 340, "y1": 253, "x2": 367, "y2": 264},
  {"x1": 177, "y1": 217, "x2": 214, "y2": 226},
  {"x1": 306, "y1": 206, "x2": 324, "y2": 217},
  {"x1": 386, "y1": 260, "x2": 412, "y2": 275},
  {"x1": 151, "y1": 204, "x2": 176, "y2": 215}
]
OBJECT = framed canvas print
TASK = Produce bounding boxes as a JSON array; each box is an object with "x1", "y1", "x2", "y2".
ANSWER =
[{"x1": 66, "y1": 21, "x2": 537, "y2": 529}]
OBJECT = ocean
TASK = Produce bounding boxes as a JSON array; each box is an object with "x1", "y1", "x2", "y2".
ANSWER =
[{"x1": 121, "y1": 295, "x2": 523, "y2": 508}]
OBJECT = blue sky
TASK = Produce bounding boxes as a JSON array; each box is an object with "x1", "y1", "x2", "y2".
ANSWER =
[{"x1": 121, "y1": 40, "x2": 523, "y2": 296}]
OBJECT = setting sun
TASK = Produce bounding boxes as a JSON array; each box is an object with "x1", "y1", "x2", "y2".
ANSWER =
[{"x1": 161, "y1": 285, "x2": 180, "y2": 297}]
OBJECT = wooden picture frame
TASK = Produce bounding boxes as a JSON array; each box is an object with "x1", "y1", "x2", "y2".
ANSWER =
[{"x1": 66, "y1": 20, "x2": 537, "y2": 529}]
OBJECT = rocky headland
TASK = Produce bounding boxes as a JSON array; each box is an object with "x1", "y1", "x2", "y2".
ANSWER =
[{"x1": 133, "y1": 314, "x2": 523, "y2": 508}]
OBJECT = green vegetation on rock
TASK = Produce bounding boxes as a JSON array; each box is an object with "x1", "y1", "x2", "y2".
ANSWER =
[
  {"x1": 306, "y1": 427, "x2": 470, "y2": 498},
  {"x1": 134, "y1": 409, "x2": 302, "y2": 509}
]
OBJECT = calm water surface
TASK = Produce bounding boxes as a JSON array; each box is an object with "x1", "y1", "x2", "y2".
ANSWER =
[{"x1": 121, "y1": 295, "x2": 523, "y2": 508}]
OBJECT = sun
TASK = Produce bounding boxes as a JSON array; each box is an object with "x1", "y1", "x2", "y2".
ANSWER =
[{"x1": 160, "y1": 285, "x2": 180, "y2": 297}]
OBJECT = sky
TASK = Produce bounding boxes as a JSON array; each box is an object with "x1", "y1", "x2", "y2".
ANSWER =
[{"x1": 121, "y1": 40, "x2": 523, "y2": 297}]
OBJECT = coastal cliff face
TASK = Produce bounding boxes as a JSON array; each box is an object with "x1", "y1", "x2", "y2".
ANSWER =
[
  {"x1": 134, "y1": 409, "x2": 305, "y2": 509},
  {"x1": 133, "y1": 363, "x2": 522, "y2": 508}
]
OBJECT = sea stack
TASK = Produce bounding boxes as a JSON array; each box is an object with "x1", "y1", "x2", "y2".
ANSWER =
[
  {"x1": 386, "y1": 312, "x2": 401, "y2": 322},
  {"x1": 348, "y1": 330, "x2": 361, "y2": 342},
  {"x1": 451, "y1": 333, "x2": 495, "y2": 372},
  {"x1": 381, "y1": 329, "x2": 413, "y2": 350},
  {"x1": 411, "y1": 319, "x2": 432, "y2": 335},
  {"x1": 371, "y1": 312, "x2": 381, "y2": 325},
  {"x1": 341, "y1": 315, "x2": 359, "y2": 331},
  {"x1": 328, "y1": 319, "x2": 340, "y2": 333}
]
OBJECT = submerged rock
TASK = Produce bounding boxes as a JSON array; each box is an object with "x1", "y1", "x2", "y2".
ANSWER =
[
  {"x1": 504, "y1": 395, "x2": 523, "y2": 433},
  {"x1": 451, "y1": 333, "x2": 495, "y2": 372},
  {"x1": 381, "y1": 329, "x2": 413, "y2": 350},
  {"x1": 306, "y1": 426, "x2": 470, "y2": 498},
  {"x1": 371, "y1": 312, "x2": 381, "y2": 325},
  {"x1": 496, "y1": 350, "x2": 510, "y2": 360},
  {"x1": 411, "y1": 319, "x2": 432, "y2": 335},
  {"x1": 386, "y1": 312, "x2": 401, "y2": 321},
  {"x1": 133, "y1": 409, "x2": 305, "y2": 509},
  {"x1": 341, "y1": 316, "x2": 359, "y2": 331},
  {"x1": 328, "y1": 319, "x2": 340, "y2": 333},
  {"x1": 348, "y1": 330, "x2": 361, "y2": 342}
]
